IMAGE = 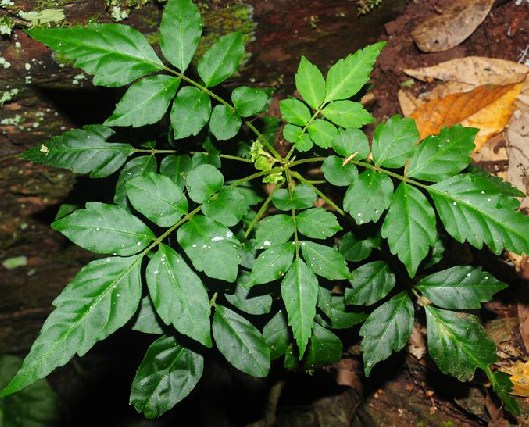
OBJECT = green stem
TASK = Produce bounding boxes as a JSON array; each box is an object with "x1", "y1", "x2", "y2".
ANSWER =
[
  {"x1": 284, "y1": 164, "x2": 300, "y2": 258},
  {"x1": 244, "y1": 185, "x2": 280, "y2": 239},
  {"x1": 352, "y1": 160, "x2": 429, "y2": 189},
  {"x1": 220, "y1": 154, "x2": 254, "y2": 163},
  {"x1": 133, "y1": 149, "x2": 177, "y2": 154},
  {"x1": 293, "y1": 172, "x2": 345, "y2": 216},
  {"x1": 209, "y1": 292, "x2": 218, "y2": 309},
  {"x1": 227, "y1": 167, "x2": 283, "y2": 190},
  {"x1": 246, "y1": 120, "x2": 282, "y2": 161},
  {"x1": 285, "y1": 104, "x2": 325, "y2": 161},
  {"x1": 289, "y1": 157, "x2": 326, "y2": 167}
]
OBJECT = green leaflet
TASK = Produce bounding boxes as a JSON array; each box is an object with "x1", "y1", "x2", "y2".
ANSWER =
[
  {"x1": 20, "y1": 125, "x2": 133, "y2": 178},
  {"x1": 248, "y1": 242, "x2": 295, "y2": 286},
  {"x1": 359, "y1": 292, "x2": 414, "y2": 376},
  {"x1": 486, "y1": 370, "x2": 520, "y2": 416},
  {"x1": 146, "y1": 245, "x2": 211, "y2": 347},
  {"x1": 51, "y1": 202, "x2": 154, "y2": 256},
  {"x1": 263, "y1": 310, "x2": 290, "y2": 360},
  {"x1": 332, "y1": 128, "x2": 370, "y2": 159},
  {"x1": 0, "y1": 355, "x2": 58, "y2": 427},
  {"x1": 255, "y1": 214, "x2": 295, "y2": 248},
  {"x1": 203, "y1": 187, "x2": 249, "y2": 227},
  {"x1": 381, "y1": 182, "x2": 437, "y2": 277},
  {"x1": 114, "y1": 155, "x2": 158, "y2": 211},
  {"x1": 1, "y1": 256, "x2": 142, "y2": 397},
  {"x1": 425, "y1": 306, "x2": 498, "y2": 382},
  {"x1": 339, "y1": 232, "x2": 380, "y2": 263},
  {"x1": 317, "y1": 287, "x2": 367, "y2": 329},
  {"x1": 213, "y1": 305, "x2": 270, "y2": 377},
  {"x1": 55, "y1": 204, "x2": 79, "y2": 220},
  {"x1": 345, "y1": 261, "x2": 395, "y2": 305},
  {"x1": 231, "y1": 86, "x2": 269, "y2": 117},
  {"x1": 177, "y1": 215, "x2": 241, "y2": 282},
  {"x1": 130, "y1": 335, "x2": 203, "y2": 418},
  {"x1": 170, "y1": 86, "x2": 212, "y2": 140},
  {"x1": 209, "y1": 105, "x2": 242, "y2": 141},
  {"x1": 279, "y1": 98, "x2": 311, "y2": 126},
  {"x1": 371, "y1": 115, "x2": 419, "y2": 168},
  {"x1": 321, "y1": 101, "x2": 374, "y2": 129},
  {"x1": 325, "y1": 42, "x2": 385, "y2": 102},
  {"x1": 416, "y1": 266, "x2": 507, "y2": 309},
  {"x1": 126, "y1": 173, "x2": 188, "y2": 227},
  {"x1": 283, "y1": 124, "x2": 314, "y2": 152},
  {"x1": 272, "y1": 185, "x2": 317, "y2": 211},
  {"x1": 198, "y1": 31, "x2": 245, "y2": 87},
  {"x1": 296, "y1": 208, "x2": 342, "y2": 239},
  {"x1": 186, "y1": 164, "x2": 224, "y2": 203},
  {"x1": 132, "y1": 296, "x2": 164, "y2": 335},
  {"x1": 160, "y1": 154, "x2": 192, "y2": 188},
  {"x1": 281, "y1": 259, "x2": 319, "y2": 358},
  {"x1": 307, "y1": 119, "x2": 337, "y2": 149},
  {"x1": 468, "y1": 168, "x2": 526, "y2": 197},
  {"x1": 295, "y1": 56, "x2": 326, "y2": 109},
  {"x1": 225, "y1": 276, "x2": 272, "y2": 315},
  {"x1": 424, "y1": 235, "x2": 446, "y2": 269},
  {"x1": 303, "y1": 323, "x2": 342, "y2": 370},
  {"x1": 228, "y1": 181, "x2": 264, "y2": 206},
  {"x1": 406, "y1": 125, "x2": 478, "y2": 182},
  {"x1": 321, "y1": 155, "x2": 358, "y2": 187},
  {"x1": 343, "y1": 170, "x2": 394, "y2": 224},
  {"x1": 427, "y1": 174, "x2": 529, "y2": 255},
  {"x1": 160, "y1": 0, "x2": 202, "y2": 72},
  {"x1": 29, "y1": 24, "x2": 163, "y2": 87},
  {"x1": 301, "y1": 241, "x2": 350, "y2": 280}
]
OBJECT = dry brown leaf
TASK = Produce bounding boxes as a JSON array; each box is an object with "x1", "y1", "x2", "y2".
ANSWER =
[
  {"x1": 398, "y1": 89, "x2": 423, "y2": 117},
  {"x1": 408, "y1": 323, "x2": 426, "y2": 360},
  {"x1": 404, "y1": 56, "x2": 529, "y2": 86},
  {"x1": 409, "y1": 83, "x2": 524, "y2": 150},
  {"x1": 411, "y1": 0, "x2": 495, "y2": 52},
  {"x1": 499, "y1": 361, "x2": 529, "y2": 397}
]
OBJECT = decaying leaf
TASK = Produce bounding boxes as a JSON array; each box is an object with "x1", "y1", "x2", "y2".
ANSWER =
[
  {"x1": 409, "y1": 82, "x2": 524, "y2": 150},
  {"x1": 499, "y1": 360, "x2": 529, "y2": 397},
  {"x1": 484, "y1": 317, "x2": 520, "y2": 360},
  {"x1": 398, "y1": 89, "x2": 422, "y2": 117},
  {"x1": 411, "y1": 0, "x2": 495, "y2": 52},
  {"x1": 408, "y1": 323, "x2": 426, "y2": 360}
]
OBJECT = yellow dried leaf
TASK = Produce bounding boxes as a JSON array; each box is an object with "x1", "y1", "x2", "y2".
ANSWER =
[
  {"x1": 499, "y1": 360, "x2": 529, "y2": 397},
  {"x1": 398, "y1": 89, "x2": 423, "y2": 117},
  {"x1": 409, "y1": 82, "x2": 524, "y2": 150}
]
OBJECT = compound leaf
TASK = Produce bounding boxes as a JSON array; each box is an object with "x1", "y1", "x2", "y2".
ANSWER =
[
  {"x1": 296, "y1": 208, "x2": 342, "y2": 239},
  {"x1": 203, "y1": 187, "x2": 248, "y2": 227},
  {"x1": 130, "y1": 335, "x2": 203, "y2": 418},
  {"x1": 346, "y1": 261, "x2": 395, "y2": 305},
  {"x1": 146, "y1": 244, "x2": 211, "y2": 347},
  {"x1": 272, "y1": 185, "x2": 316, "y2": 211},
  {"x1": 262, "y1": 310, "x2": 290, "y2": 360},
  {"x1": 52, "y1": 202, "x2": 154, "y2": 256},
  {"x1": 170, "y1": 87, "x2": 211, "y2": 140},
  {"x1": 279, "y1": 98, "x2": 311, "y2": 126},
  {"x1": 213, "y1": 305, "x2": 270, "y2": 377},
  {"x1": 248, "y1": 242, "x2": 295, "y2": 286},
  {"x1": 339, "y1": 232, "x2": 380, "y2": 263},
  {"x1": 225, "y1": 276, "x2": 272, "y2": 316},
  {"x1": 232, "y1": 86, "x2": 269, "y2": 117},
  {"x1": 303, "y1": 323, "x2": 342, "y2": 370},
  {"x1": 321, "y1": 155, "x2": 358, "y2": 187},
  {"x1": 255, "y1": 214, "x2": 295, "y2": 248},
  {"x1": 359, "y1": 292, "x2": 414, "y2": 376},
  {"x1": 332, "y1": 128, "x2": 370, "y2": 159},
  {"x1": 160, "y1": 154, "x2": 192, "y2": 188},
  {"x1": 1, "y1": 255, "x2": 142, "y2": 396},
  {"x1": 186, "y1": 164, "x2": 224, "y2": 203},
  {"x1": 318, "y1": 287, "x2": 367, "y2": 329},
  {"x1": 307, "y1": 119, "x2": 337, "y2": 149},
  {"x1": 132, "y1": 296, "x2": 164, "y2": 335},
  {"x1": 321, "y1": 101, "x2": 374, "y2": 129},
  {"x1": 295, "y1": 56, "x2": 325, "y2": 109},
  {"x1": 371, "y1": 115, "x2": 419, "y2": 168},
  {"x1": 301, "y1": 241, "x2": 350, "y2": 280},
  {"x1": 209, "y1": 105, "x2": 242, "y2": 141},
  {"x1": 29, "y1": 24, "x2": 163, "y2": 87},
  {"x1": 114, "y1": 155, "x2": 157, "y2": 210}
]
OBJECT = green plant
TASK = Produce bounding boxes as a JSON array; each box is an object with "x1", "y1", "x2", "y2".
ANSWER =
[{"x1": 1, "y1": 0, "x2": 526, "y2": 418}]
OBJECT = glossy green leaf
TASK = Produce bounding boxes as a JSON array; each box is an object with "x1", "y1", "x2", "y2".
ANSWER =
[
  {"x1": 272, "y1": 185, "x2": 317, "y2": 211},
  {"x1": 228, "y1": 181, "x2": 264, "y2": 206},
  {"x1": 255, "y1": 215, "x2": 295, "y2": 248},
  {"x1": 332, "y1": 128, "x2": 369, "y2": 159},
  {"x1": 416, "y1": 266, "x2": 507, "y2": 309},
  {"x1": 321, "y1": 101, "x2": 374, "y2": 128},
  {"x1": 160, "y1": 0, "x2": 202, "y2": 72},
  {"x1": 283, "y1": 124, "x2": 303, "y2": 143},
  {"x1": 307, "y1": 119, "x2": 337, "y2": 149},
  {"x1": 343, "y1": 170, "x2": 394, "y2": 224},
  {"x1": 0, "y1": 355, "x2": 58, "y2": 427},
  {"x1": 104, "y1": 76, "x2": 180, "y2": 127},
  {"x1": 303, "y1": 323, "x2": 342, "y2": 369},
  {"x1": 371, "y1": 115, "x2": 419, "y2": 168},
  {"x1": 301, "y1": 241, "x2": 350, "y2": 280},
  {"x1": 487, "y1": 370, "x2": 520, "y2": 416},
  {"x1": 54, "y1": 204, "x2": 78, "y2": 220},
  {"x1": 232, "y1": 86, "x2": 269, "y2": 117},
  {"x1": 381, "y1": 183, "x2": 437, "y2": 277},
  {"x1": 20, "y1": 125, "x2": 132, "y2": 178},
  {"x1": 146, "y1": 245, "x2": 211, "y2": 347},
  {"x1": 295, "y1": 56, "x2": 325, "y2": 109},
  {"x1": 427, "y1": 173, "x2": 529, "y2": 255},
  {"x1": 248, "y1": 242, "x2": 295, "y2": 286},
  {"x1": 468, "y1": 168, "x2": 526, "y2": 197},
  {"x1": 170, "y1": 87, "x2": 211, "y2": 140},
  {"x1": 263, "y1": 310, "x2": 290, "y2": 360},
  {"x1": 213, "y1": 305, "x2": 270, "y2": 377},
  {"x1": 209, "y1": 105, "x2": 242, "y2": 140},
  {"x1": 425, "y1": 306, "x2": 498, "y2": 381},
  {"x1": 203, "y1": 187, "x2": 248, "y2": 227},
  {"x1": 281, "y1": 259, "x2": 319, "y2": 358},
  {"x1": 52, "y1": 202, "x2": 154, "y2": 256},
  {"x1": 321, "y1": 155, "x2": 358, "y2": 187},
  {"x1": 177, "y1": 215, "x2": 240, "y2": 282},
  {"x1": 159, "y1": 155, "x2": 192, "y2": 188},
  {"x1": 325, "y1": 42, "x2": 385, "y2": 102},
  {"x1": 279, "y1": 98, "x2": 311, "y2": 126},
  {"x1": 406, "y1": 125, "x2": 478, "y2": 182},
  {"x1": 1, "y1": 255, "x2": 142, "y2": 397},
  {"x1": 225, "y1": 275, "x2": 272, "y2": 315},
  {"x1": 424, "y1": 235, "x2": 446, "y2": 269},
  {"x1": 130, "y1": 335, "x2": 203, "y2": 418},
  {"x1": 29, "y1": 24, "x2": 163, "y2": 87},
  {"x1": 198, "y1": 31, "x2": 245, "y2": 87},
  {"x1": 192, "y1": 151, "x2": 221, "y2": 169},
  {"x1": 186, "y1": 164, "x2": 224, "y2": 203},
  {"x1": 318, "y1": 287, "x2": 367, "y2": 329},
  {"x1": 339, "y1": 232, "x2": 380, "y2": 262},
  {"x1": 114, "y1": 155, "x2": 157, "y2": 210},
  {"x1": 346, "y1": 261, "x2": 395, "y2": 305},
  {"x1": 359, "y1": 292, "x2": 414, "y2": 376},
  {"x1": 132, "y1": 296, "x2": 164, "y2": 335},
  {"x1": 296, "y1": 208, "x2": 342, "y2": 239},
  {"x1": 126, "y1": 173, "x2": 188, "y2": 227}
]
